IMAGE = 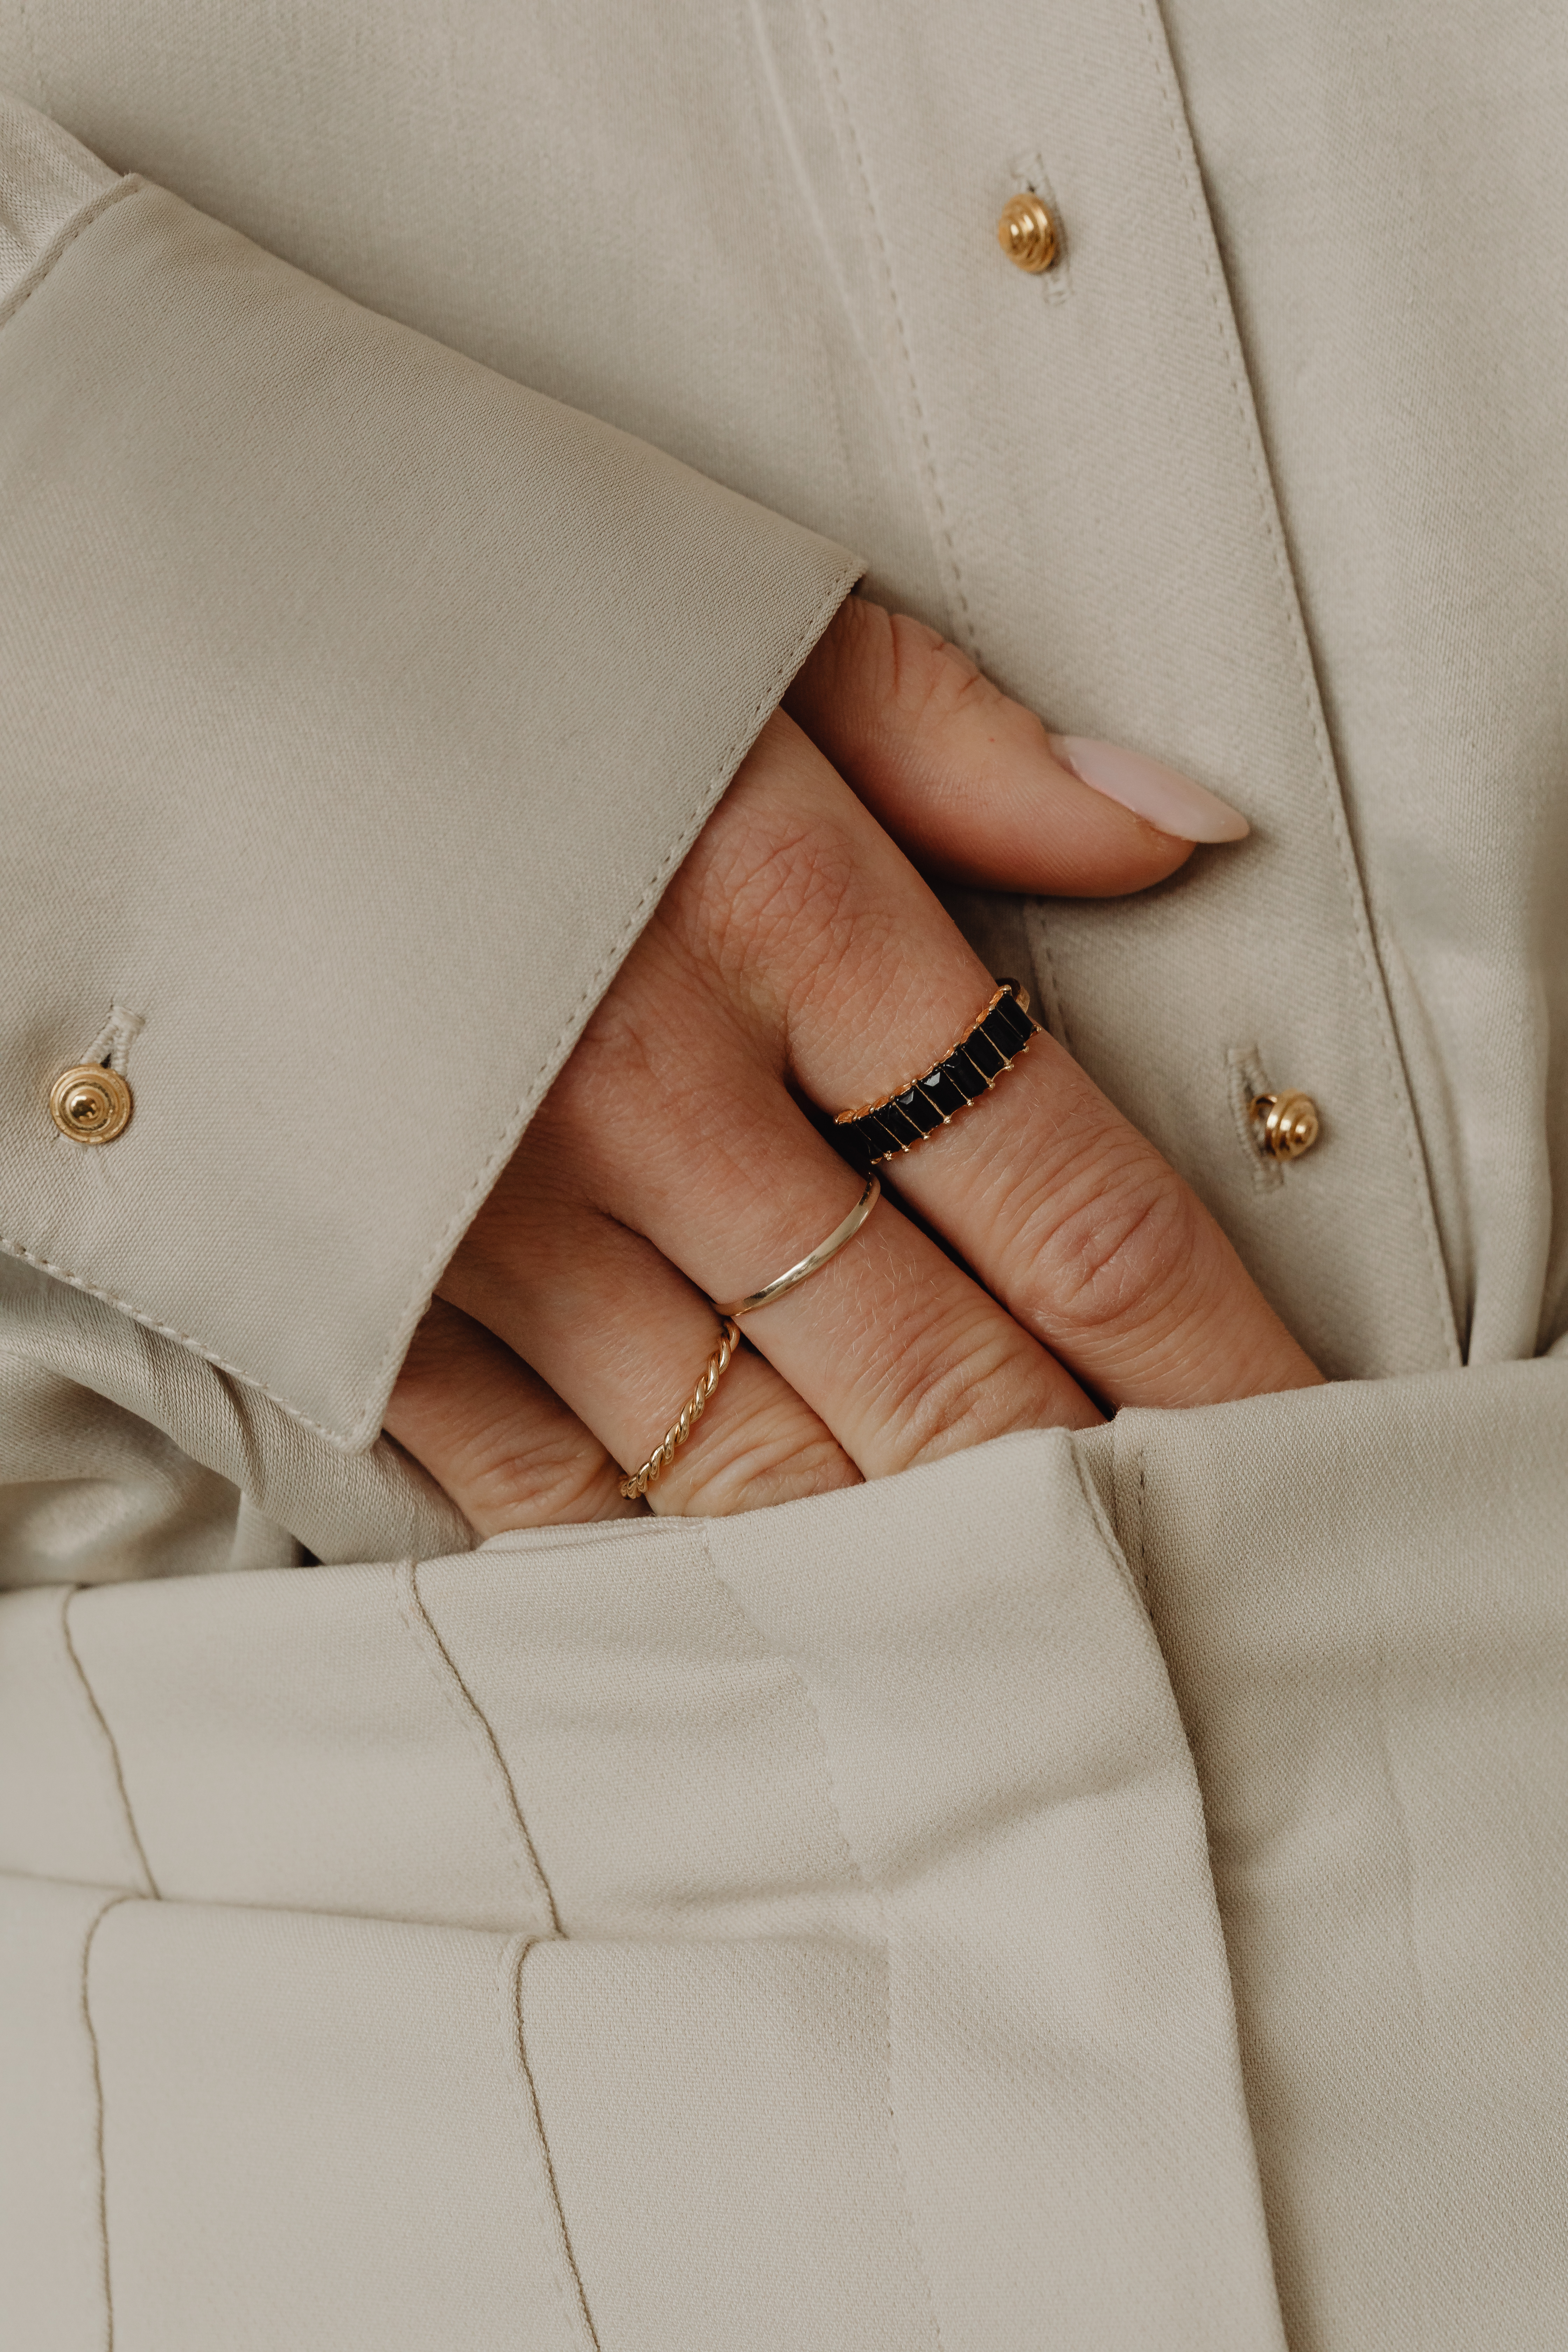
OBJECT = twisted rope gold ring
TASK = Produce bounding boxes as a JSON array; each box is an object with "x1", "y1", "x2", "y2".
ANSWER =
[{"x1": 618, "y1": 1317, "x2": 743, "y2": 1500}]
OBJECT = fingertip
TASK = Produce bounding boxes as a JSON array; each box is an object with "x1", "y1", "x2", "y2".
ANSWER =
[
  {"x1": 1048, "y1": 735, "x2": 1251, "y2": 845},
  {"x1": 1109, "y1": 812, "x2": 1200, "y2": 884},
  {"x1": 902, "y1": 745, "x2": 1203, "y2": 897},
  {"x1": 784, "y1": 599, "x2": 1248, "y2": 894}
]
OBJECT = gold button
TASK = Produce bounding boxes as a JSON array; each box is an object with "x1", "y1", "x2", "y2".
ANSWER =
[
  {"x1": 49, "y1": 1064, "x2": 133, "y2": 1144},
  {"x1": 997, "y1": 192, "x2": 1058, "y2": 273},
  {"x1": 1250, "y1": 1090, "x2": 1320, "y2": 1162}
]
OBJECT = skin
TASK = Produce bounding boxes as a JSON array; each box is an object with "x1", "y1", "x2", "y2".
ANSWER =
[{"x1": 385, "y1": 600, "x2": 1322, "y2": 1531}]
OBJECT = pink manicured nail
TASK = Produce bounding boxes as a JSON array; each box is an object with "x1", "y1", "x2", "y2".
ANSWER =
[{"x1": 1048, "y1": 734, "x2": 1250, "y2": 843}]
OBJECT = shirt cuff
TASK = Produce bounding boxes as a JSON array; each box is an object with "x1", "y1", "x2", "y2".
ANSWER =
[{"x1": 0, "y1": 94, "x2": 861, "y2": 1446}]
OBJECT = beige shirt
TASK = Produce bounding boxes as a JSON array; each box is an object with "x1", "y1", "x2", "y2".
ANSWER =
[{"x1": 0, "y1": 10, "x2": 1565, "y2": 2348}]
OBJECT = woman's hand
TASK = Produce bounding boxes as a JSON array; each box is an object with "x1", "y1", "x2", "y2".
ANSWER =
[{"x1": 385, "y1": 601, "x2": 1318, "y2": 1531}]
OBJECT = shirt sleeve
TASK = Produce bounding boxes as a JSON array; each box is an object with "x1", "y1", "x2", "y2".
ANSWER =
[{"x1": 0, "y1": 89, "x2": 861, "y2": 1451}]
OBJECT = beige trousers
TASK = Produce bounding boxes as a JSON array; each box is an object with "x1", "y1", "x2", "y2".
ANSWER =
[{"x1": 5, "y1": 1359, "x2": 1565, "y2": 2352}]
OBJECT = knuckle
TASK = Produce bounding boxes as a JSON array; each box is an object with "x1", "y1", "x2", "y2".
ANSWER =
[
  {"x1": 687, "y1": 793, "x2": 868, "y2": 995},
  {"x1": 870, "y1": 1302, "x2": 1053, "y2": 1468},
  {"x1": 1027, "y1": 1152, "x2": 1206, "y2": 1341},
  {"x1": 556, "y1": 986, "x2": 662, "y2": 1119},
  {"x1": 459, "y1": 1421, "x2": 629, "y2": 1532},
  {"x1": 792, "y1": 597, "x2": 1004, "y2": 759},
  {"x1": 882, "y1": 610, "x2": 997, "y2": 736},
  {"x1": 388, "y1": 1309, "x2": 631, "y2": 1533},
  {"x1": 653, "y1": 1387, "x2": 859, "y2": 1515},
  {"x1": 548, "y1": 951, "x2": 719, "y2": 1148}
]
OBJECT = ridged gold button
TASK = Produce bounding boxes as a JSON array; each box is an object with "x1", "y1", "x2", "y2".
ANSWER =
[
  {"x1": 1250, "y1": 1090, "x2": 1320, "y2": 1162},
  {"x1": 49, "y1": 1064, "x2": 133, "y2": 1144},
  {"x1": 997, "y1": 192, "x2": 1058, "y2": 273}
]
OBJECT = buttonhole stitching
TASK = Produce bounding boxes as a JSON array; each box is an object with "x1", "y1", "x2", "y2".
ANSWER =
[
  {"x1": 1007, "y1": 151, "x2": 1073, "y2": 303},
  {"x1": 82, "y1": 1003, "x2": 144, "y2": 1078},
  {"x1": 1226, "y1": 1044, "x2": 1285, "y2": 1192}
]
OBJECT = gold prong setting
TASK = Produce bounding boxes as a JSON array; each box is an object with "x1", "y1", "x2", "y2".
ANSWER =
[{"x1": 833, "y1": 980, "x2": 1039, "y2": 1165}]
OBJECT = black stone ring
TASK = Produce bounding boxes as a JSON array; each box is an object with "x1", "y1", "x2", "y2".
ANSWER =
[{"x1": 832, "y1": 980, "x2": 1040, "y2": 1164}]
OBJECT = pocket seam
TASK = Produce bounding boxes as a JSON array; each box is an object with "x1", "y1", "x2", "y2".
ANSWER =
[
  {"x1": 695, "y1": 1522, "x2": 950, "y2": 2352},
  {"x1": 502, "y1": 1935, "x2": 603, "y2": 2352}
]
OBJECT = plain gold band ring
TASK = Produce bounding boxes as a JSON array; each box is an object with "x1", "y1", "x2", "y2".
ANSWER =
[{"x1": 711, "y1": 1174, "x2": 881, "y2": 1320}]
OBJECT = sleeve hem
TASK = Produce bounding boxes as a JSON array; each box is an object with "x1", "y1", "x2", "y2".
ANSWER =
[{"x1": 0, "y1": 171, "x2": 142, "y2": 334}]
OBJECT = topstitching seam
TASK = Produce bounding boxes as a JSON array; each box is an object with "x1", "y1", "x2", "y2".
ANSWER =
[
  {"x1": 499, "y1": 1935, "x2": 602, "y2": 2352},
  {"x1": 0, "y1": 175, "x2": 144, "y2": 336},
  {"x1": 1070, "y1": 1437, "x2": 1148, "y2": 1617},
  {"x1": 811, "y1": 2, "x2": 975, "y2": 656},
  {"x1": 80, "y1": 1890, "x2": 143, "y2": 2352},
  {"x1": 696, "y1": 1524, "x2": 948, "y2": 2352},
  {"x1": 397, "y1": 1560, "x2": 561, "y2": 1937},
  {"x1": 0, "y1": 568, "x2": 861, "y2": 1450},
  {"x1": 1133, "y1": 0, "x2": 1458, "y2": 1361},
  {"x1": 358, "y1": 564, "x2": 863, "y2": 1445},
  {"x1": 0, "y1": 1231, "x2": 355, "y2": 1445},
  {"x1": 59, "y1": 1590, "x2": 159, "y2": 1900}
]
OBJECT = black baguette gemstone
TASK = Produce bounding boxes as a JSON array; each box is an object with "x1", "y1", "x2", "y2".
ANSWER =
[
  {"x1": 837, "y1": 985, "x2": 1035, "y2": 1160},
  {"x1": 874, "y1": 1097, "x2": 927, "y2": 1146},
  {"x1": 894, "y1": 1083, "x2": 945, "y2": 1136},
  {"x1": 988, "y1": 994, "x2": 1036, "y2": 1055},
  {"x1": 852, "y1": 1108, "x2": 902, "y2": 1160},
  {"x1": 972, "y1": 1008, "x2": 1018, "y2": 1064},
  {"x1": 941, "y1": 1047, "x2": 989, "y2": 1102},
  {"x1": 961, "y1": 1025, "x2": 1008, "y2": 1082},
  {"x1": 919, "y1": 1064, "x2": 970, "y2": 1119}
]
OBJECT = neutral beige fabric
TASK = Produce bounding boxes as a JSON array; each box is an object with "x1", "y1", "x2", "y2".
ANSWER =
[
  {"x1": 0, "y1": 1586, "x2": 151, "y2": 1889},
  {"x1": 0, "y1": 0, "x2": 1559, "y2": 1573},
  {"x1": 1161, "y1": 2, "x2": 1568, "y2": 1362},
  {"x1": 0, "y1": 69, "x2": 116, "y2": 310},
  {"x1": 0, "y1": 1877, "x2": 132, "y2": 2352},
  {"x1": 0, "y1": 87, "x2": 858, "y2": 1450},
  {"x1": 7, "y1": 0, "x2": 1562, "y2": 1383},
  {"x1": 5, "y1": 1374, "x2": 1566, "y2": 2348},
  {"x1": 2, "y1": 1435, "x2": 1286, "y2": 2350},
  {"x1": 1102, "y1": 1357, "x2": 1568, "y2": 2351},
  {"x1": 0, "y1": 6, "x2": 1566, "y2": 2346},
  {"x1": 0, "y1": 1252, "x2": 468, "y2": 1576},
  {"x1": 92, "y1": 1902, "x2": 600, "y2": 2352}
]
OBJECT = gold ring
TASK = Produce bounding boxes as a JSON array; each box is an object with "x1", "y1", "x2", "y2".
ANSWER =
[
  {"x1": 832, "y1": 979, "x2": 1038, "y2": 1163},
  {"x1": 619, "y1": 1317, "x2": 742, "y2": 1500},
  {"x1": 710, "y1": 1173, "x2": 881, "y2": 1319}
]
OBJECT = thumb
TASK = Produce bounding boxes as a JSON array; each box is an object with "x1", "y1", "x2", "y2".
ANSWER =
[{"x1": 784, "y1": 597, "x2": 1248, "y2": 897}]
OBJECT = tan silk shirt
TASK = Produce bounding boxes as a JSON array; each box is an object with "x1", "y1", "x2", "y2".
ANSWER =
[{"x1": 0, "y1": 8, "x2": 1564, "y2": 2346}]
